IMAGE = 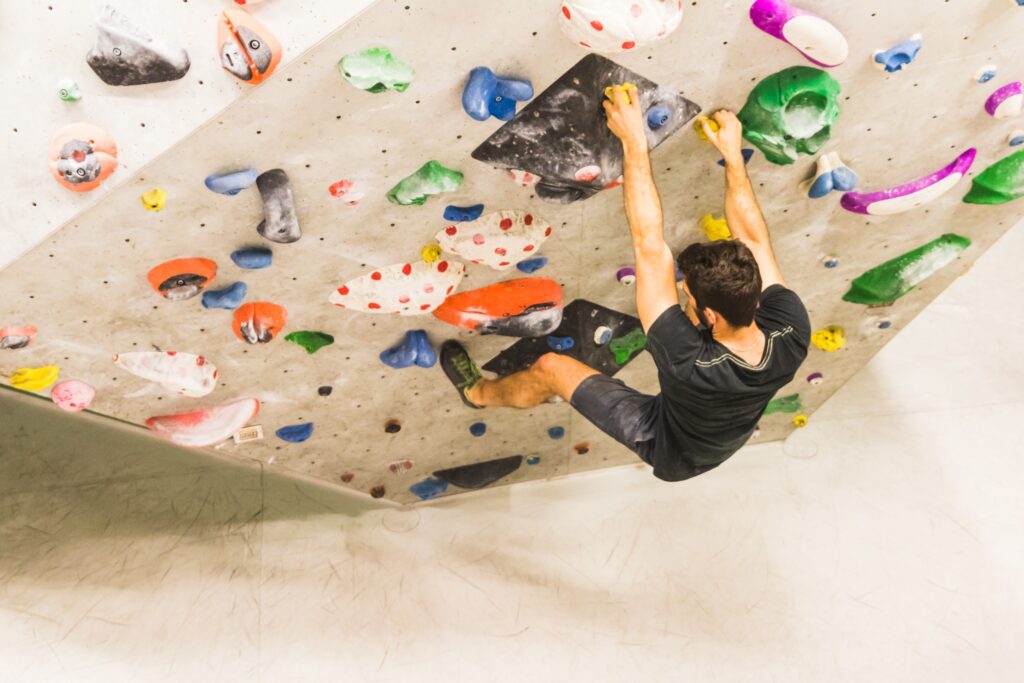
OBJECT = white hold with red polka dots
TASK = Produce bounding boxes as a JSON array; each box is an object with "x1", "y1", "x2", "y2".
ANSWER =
[
  {"x1": 435, "y1": 210, "x2": 553, "y2": 271},
  {"x1": 559, "y1": 0, "x2": 684, "y2": 54},
  {"x1": 329, "y1": 259, "x2": 467, "y2": 315}
]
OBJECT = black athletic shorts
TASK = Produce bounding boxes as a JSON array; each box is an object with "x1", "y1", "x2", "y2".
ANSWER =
[{"x1": 570, "y1": 374, "x2": 660, "y2": 463}]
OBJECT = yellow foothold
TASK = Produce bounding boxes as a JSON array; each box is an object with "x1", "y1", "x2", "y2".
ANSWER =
[
  {"x1": 811, "y1": 325, "x2": 846, "y2": 352},
  {"x1": 792, "y1": 414, "x2": 808, "y2": 428},
  {"x1": 141, "y1": 188, "x2": 167, "y2": 211},
  {"x1": 699, "y1": 213, "x2": 732, "y2": 241},
  {"x1": 421, "y1": 243, "x2": 442, "y2": 264},
  {"x1": 694, "y1": 115, "x2": 720, "y2": 142},
  {"x1": 604, "y1": 82, "x2": 638, "y2": 104},
  {"x1": 10, "y1": 365, "x2": 60, "y2": 392}
]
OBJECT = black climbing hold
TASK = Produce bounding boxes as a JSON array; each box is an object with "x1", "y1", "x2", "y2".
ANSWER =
[
  {"x1": 433, "y1": 455, "x2": 524, "y2": 490},
  {"x1": 318, "y1": 385, "x2": 333, "y2": 396}
]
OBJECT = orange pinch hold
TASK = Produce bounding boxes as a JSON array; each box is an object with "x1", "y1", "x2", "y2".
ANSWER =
[
  {"x1": 48, "y1": 123, "x2": 118, "y2": 192},
  {"x1": 218, "y1": 7, "x2": 283, "y2": 85},
  {"x1": 147, "y1": 258, "x2": 218, "y2": 301},
  {"x1": 233, "y1": 301, "x2": 288, "y2": 344},
  {"x1": 432, "y1": 277, "x2": 564, "y2": 337}
]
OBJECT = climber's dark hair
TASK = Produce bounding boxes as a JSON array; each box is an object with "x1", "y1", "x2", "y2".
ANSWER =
[{"x1": 677, "y1": 241, "x2": 762, "y2": 327}]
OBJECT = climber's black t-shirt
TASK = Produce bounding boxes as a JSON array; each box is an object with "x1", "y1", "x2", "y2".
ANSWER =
[{"x1": 641, "y1": 285, "x2": 811, "y2": 481}]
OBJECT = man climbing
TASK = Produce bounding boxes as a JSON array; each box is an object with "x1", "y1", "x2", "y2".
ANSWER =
[{"x1": 440, "y1": 86, "x2": 810, "y2": 481}]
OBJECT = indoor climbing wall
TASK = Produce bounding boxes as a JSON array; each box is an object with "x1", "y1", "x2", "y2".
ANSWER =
[{"x1": 3, "y1": 0, "x2": 1024, "y2": 503}]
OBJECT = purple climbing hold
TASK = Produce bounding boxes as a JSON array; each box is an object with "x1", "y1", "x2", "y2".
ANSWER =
[
  {"x1": 516, "y1": 257, "x2": 548, "y2": 274},
  {"x1": 230, "y1": 246, "x2": 273, "y2": 269},
  {"x1": 985, "y1": 82, "x2": 1024, "y2": 119},
  {"x1": 462, "y1": 66, "x2": 534, "y2": 122},
  {"x1": 380, "y1": 330, "x2": 436, "y2": 369},
  {"x1": 443, "y1": 204, "x2": 485, "y2": 222}
]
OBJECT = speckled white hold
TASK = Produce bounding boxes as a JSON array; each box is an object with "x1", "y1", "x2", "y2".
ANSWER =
[{"x1": 558, "y1": 0, "x2": 684, "y2": 53}]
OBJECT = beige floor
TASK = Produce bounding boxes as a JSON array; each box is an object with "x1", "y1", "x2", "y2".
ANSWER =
[{"x1": 2, "y1": 222, "x2": 1023, "y2": 682}]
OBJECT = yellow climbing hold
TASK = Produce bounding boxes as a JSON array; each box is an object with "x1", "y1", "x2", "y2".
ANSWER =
[
  {"x1": 694, "y1": 115, "x2": 720, "y2": 141},
  {"x1": 421, "y1": 243, "x2": 442, "y2": 264},
  {"x1": 141, "y1": 188, "x2": 167, "y2": 211},
  {"x1": 604, "y1": 82, "x2": 638, "y2": 104},
  {"x1": 792, "y1": 414, "x2": 808, "y2": 428},
  {"x1": 10, "y1": 365, "x2": 60, "y2": 392},
  {"x1": 811, "y1": 325, "x2": 846, "y2": 352},
  {"x1": 699, "y1": 213, "x2": 732, "y2": 241}
]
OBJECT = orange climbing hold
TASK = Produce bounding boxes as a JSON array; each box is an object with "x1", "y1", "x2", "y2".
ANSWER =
[
  {"x1": 432, "y1": 278, "x2": 564, "y2": 337},
  {"x1": 217, "y1": 7, "x2": 283, "y2": 85},
  {"x1": 232, "y1": 302, "x2": 287, "y2": 344},
  {"x1": 48, "y1": 123, "x2": 118, "y2": 192},
  {"x1": 146, "y1": 258, "x2": 218, "y2": 301}
]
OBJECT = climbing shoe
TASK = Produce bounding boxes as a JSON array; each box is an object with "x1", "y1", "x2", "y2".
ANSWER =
[{"x1": 440, "y1": 340, "x2": 483, "y2": 409}]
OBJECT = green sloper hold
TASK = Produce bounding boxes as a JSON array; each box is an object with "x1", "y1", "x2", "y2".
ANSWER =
[
  {"x1": 764, "y1": 393, "x2": 802, "y2": 415},
  {"x1": 284, "y1": 331, "x2": 335, "y2": 354},
  {"x1": 738, "y1": 66, "x2": 841, "y2": 166},
  {"x1": 386, "y1": 161, "x2": 464, "y2": 206},
  {"x1": 963, "y1": 149, "x2": 1024, "y2": 205},
  {"x1": 339, "y1": 47, "x2": 414, "y2": 93},
  {"x1": 843, "y1": 233, "x2": 971, "y2": 306},
  {"x1": 609, "y1": 329, "x2": 646, "y2": 366}
]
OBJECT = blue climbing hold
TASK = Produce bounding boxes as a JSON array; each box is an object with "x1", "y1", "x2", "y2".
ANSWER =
[
  {"x1": 276, "y1": 423, "x2": 314, "y2": 443},
  {"x1": 230, "y1": 246, "x2": 273, "y2": 269},
  {"x1": 547, "y1": 336, "x2": 574, "y2": 352},
  {"x1": 806, "y1": 152, "x2": 858, "y2": 199},
  {"x1": 1009, "y1": 130, "x2": 1024, "y2": 147},
  {"x1": 548, "y1": 426, "x2": 565, "y2": 440},
  {"x1": 873, "y1": 35, "x2": 923, "y2": 74},
  {"x1": 443, "y1": 204, "x2": 485, "y2": 222},
  {"x1": 201, "y1": 281, "x2": 248, "y2": 310},
  {"x1": 878, "y1": 320, "x2": 892, "y2": 329},
  {"x1": 380, "y1": 330, "x2": 437, "y2": 369},
  {"x1": 205, "y1": 168, "x2": 259, "y2": 196},
  {"x1": 718, "y1": 148, "x2": 755, "y2": 167},
  {"x1": 469, "y1": 422, "x2": 487, "y2": 437},
  {"x1": 646, "y1": 105, "x2": 671, "y2": 130},
  {"x1": 462, "y1": 66, "x2": 534, "y2": 122},
  {"x1": 824, "y1": 258, "x2": 839, "y2": 269},
  {"x1": 410, "y1": 477, "x2": 449, "y2": 500},
  {"x1": 516, "y1": 257, "x2": 548, "y2": 274},
  {"x1": 526, "y1": 456, "x2": 541, "y2": 465}
]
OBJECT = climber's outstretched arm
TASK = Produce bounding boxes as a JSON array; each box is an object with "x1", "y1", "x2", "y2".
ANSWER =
[
  {"x1": 604, "y1": 85, "x2": 680, "y2": 332},
  {"x1": 700, "y1": 110, "x2": 786, "y2": 290}
]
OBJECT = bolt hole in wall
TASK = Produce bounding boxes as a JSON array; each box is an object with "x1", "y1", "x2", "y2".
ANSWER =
[{"x1": 2, "y1": 0, "x2": 1024, "y2": 502}]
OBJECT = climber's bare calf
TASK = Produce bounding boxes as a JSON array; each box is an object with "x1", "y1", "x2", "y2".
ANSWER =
[{"x1": 465, "y1": 353, "x2": 600, "y2": 409}]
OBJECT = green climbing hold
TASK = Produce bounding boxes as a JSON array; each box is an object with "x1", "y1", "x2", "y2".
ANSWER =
[
  {"x1": 338, "y1": 47, "x2": 414, "y2": 93},
  {"x1": 386, "y1": 161, "x2": 464, "y2": 206},
  {"x1": 843, "y1": 233, "x2": 971, "y2": 306},
  {"x1": 609, "y1": 329, "x2": 646, "y2": 366},
  {"x1": 57, "y1": 79, "x2": 81, "y2": 102},
  {"x1": 738, "y1": 66, "x2": 841, "y2": 166},
  {"x1": 284, "y1": 330, "x2": 335, "y2": 354},
  {"x1": 963, "y1": 149, "x2": 1024, "y2": 205},
  {"x1": 764, "y1": 393, "x2": 802, "y2": 415}
]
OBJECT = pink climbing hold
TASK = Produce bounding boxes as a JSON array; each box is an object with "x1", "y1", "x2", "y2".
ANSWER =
[
  {"x1": 574, "y1": 165, "x2": 603, "y2": 182},
  {"x1": 50, "y1": 380, "x2": 96, "y2": 412},
  {"x1": 328, "y1": 179, "x2": 365, "y2": 205}
]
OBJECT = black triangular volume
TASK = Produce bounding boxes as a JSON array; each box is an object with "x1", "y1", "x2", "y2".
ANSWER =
[{"x1": 433, "y1": 455, "x2": 525, "y2": 490}]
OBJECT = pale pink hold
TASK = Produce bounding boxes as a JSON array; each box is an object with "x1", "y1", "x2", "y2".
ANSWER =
[
  {"x1": 575, "y1": 165, "x2": 602, "y2": 182},
  {"x1": 51, "y1": 380, "x2": 96, "y2": 412}
]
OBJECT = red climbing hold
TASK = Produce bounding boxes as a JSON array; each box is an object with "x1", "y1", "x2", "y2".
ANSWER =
[
  {"x1": 523, "y1": 244, "x2": 535, "y2": 252},
  {"x1": 368, "y1": 302, "x2": 381, "y2": 309},
  {"x1": 437, "y1": 261, "x2": 449, "y2": 273},
  {"x1": 591, "y1": 20, "x2": 603, "y2": 30},
  {"x1": 337, "y1": 285, "x2": 349, "y2": 295},
  {"x1": 499, "y1": 218, "x2": 513, "y2": 230},
  {"x1": 371, "y1": 272, "x2": 382, "y2": 281},
  {"x1": 622, "y1": 41, "x2": 635, "y2": 49},
  {"x1": 402, "y1": 263, "x2": 412, "y2": 276},
  {"x1": 495, "y1": 247, "x2": 507, "y2": 256},
  {"x1": 445, "y1": 226, "x2": 458, "y2": 235},
  {"x1": 524, "y1": 214, "x2": 533, "y2": 225},
  {"x1": 562, "y1": 5, "x2": 571, "y2": 19}
]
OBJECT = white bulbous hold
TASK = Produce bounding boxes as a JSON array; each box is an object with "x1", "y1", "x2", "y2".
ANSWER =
[{"x1": 558, "y1": 0, "x2": 684, "y2": 53}]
